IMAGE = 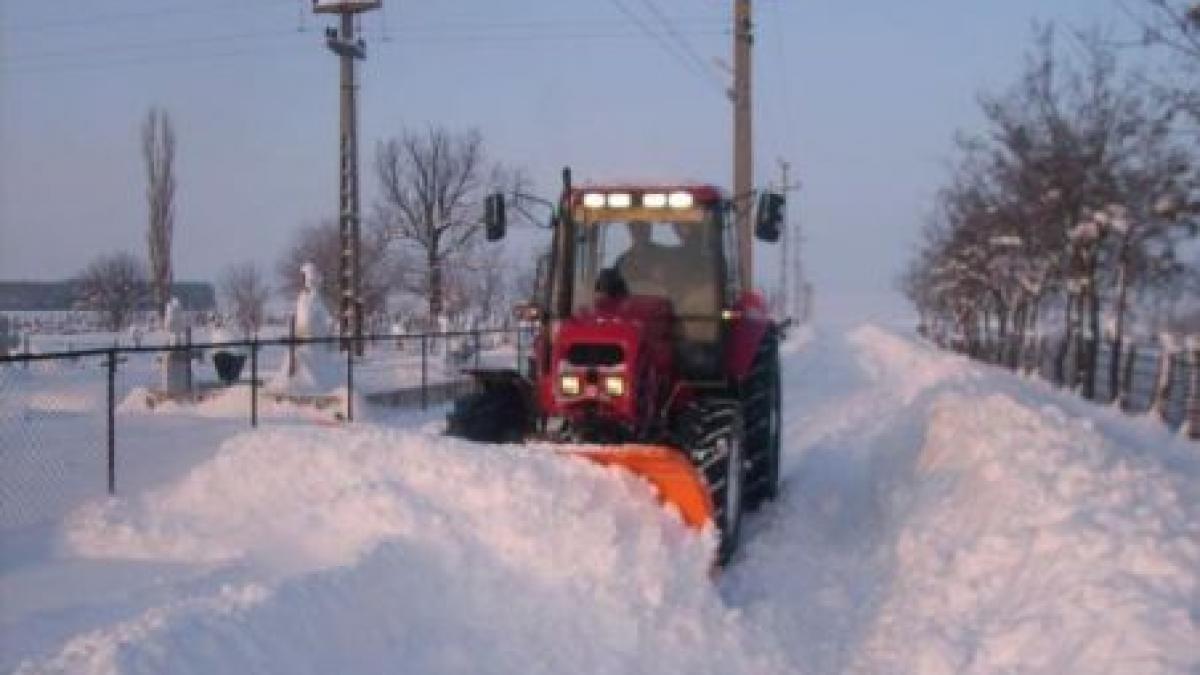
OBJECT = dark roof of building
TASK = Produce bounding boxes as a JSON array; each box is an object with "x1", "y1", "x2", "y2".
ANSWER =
[{"x1": 0, "y1": 281, "x2": 216, "y2": 312}]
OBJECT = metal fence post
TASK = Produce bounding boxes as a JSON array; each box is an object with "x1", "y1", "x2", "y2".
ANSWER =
[
  {"x1": 346, "y1": 335, "x2": 354, "y2": 422},
  {"x1": 287, "y1": 315, "x2": 297, "y2": 377},
  {"x1": 1119, "y1": 343, "x2": 1138, "y2": 412},
  {"x1": 185, "y1": 326, "x2": 194, "y2": 394},
  {"x1": 515, "y1": 326, "x2": 523, "y2": 375},
  {"x1": 106, "y1": 349, "x2": 116, "y2": 495},
  {"x1": 1151, "y1": 345, "x2": 1174, "y2": 423},
  {"x1": 250, "y1": 337, "x2": 259, "y2": 428},
  {"x1": 421, "y1": 333, "x2": 428, "y2": 410},
  {"x1": 1186, "y1": 343, "x2": 1199, "y2": 440}
]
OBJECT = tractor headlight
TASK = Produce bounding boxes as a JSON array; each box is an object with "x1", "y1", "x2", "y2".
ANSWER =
[
  {"x1": 560, "y1": 374, "x2": 581, "y2": 396},
  {"x1": 602, "y1": 375, "x2": 625, "y2": 397}
]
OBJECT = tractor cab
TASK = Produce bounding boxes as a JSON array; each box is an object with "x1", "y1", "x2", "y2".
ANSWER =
[{"x1": 563, "y1": 186, "x2": 735, "y2": 380}]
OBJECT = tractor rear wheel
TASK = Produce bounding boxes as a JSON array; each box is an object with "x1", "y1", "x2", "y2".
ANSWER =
[
  {"x1": 676, "y1": 399, "x2": 745, "y2": 565},
  {"x1": 446, "y1": 387, "x2": 527, "y2": 443},
  {"x1": 743, "y1": 330, "x2": 782, "y2": 510}
]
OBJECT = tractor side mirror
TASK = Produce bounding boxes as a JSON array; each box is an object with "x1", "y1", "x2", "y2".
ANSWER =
[
  {"x1": 755, "y1": 192, "x2": 785, "y2": 242},
  {"x1": 484, "y1": 193, "x2": 507, "y2": 241}
]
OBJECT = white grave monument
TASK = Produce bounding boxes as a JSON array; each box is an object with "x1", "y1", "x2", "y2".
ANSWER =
[
  {"x1": 271, "y1": 262, "x2": 340, "y2": 395},
  {"x1": 161, "y1": 297, "x2": 192, "y2": 394}
]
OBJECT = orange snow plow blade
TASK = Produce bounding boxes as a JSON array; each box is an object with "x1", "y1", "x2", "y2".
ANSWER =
[{"x1": 566, "y1": 445, "x2": 714, "y2": 529}]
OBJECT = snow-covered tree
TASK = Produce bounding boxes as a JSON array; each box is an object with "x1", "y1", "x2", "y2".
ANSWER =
[{"x1": 904, "y1": 26, "x2": 1198, "y2": 396}]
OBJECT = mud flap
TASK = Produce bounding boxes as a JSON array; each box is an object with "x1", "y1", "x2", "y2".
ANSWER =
[{"x1": 565, "y1": 445, "x2": 714, "y2": 529}]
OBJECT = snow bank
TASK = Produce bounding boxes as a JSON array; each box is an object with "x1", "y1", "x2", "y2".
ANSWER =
[
  {"x1": 723, "y1": 325, "x2": 1198, "y2": 674},
  {"x1": 22, "y1": 426, "x2": 787, "y2": 674},
  {"x1": 855, "y1": 390, "x2": 1200, "y2": 674},
  {"x1": 118, "y1": 385, "x2": 346, "y2": 424},
  {"x1": 837, "y1": 326, "x2": 1199, "y2": 673}
]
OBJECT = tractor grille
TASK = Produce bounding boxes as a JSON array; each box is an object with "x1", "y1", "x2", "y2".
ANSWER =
[{"x1": 566, "y1": 343, "x2": 623, "y2": 367}]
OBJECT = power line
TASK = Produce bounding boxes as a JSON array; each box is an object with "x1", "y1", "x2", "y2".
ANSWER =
[
  {"x1": 3, "y1": 43, "x2": 305, "y2": 76},
  {"x1": 604, "y1": 0, "x2": 727, "y2": 95},
  {"x1": 6, "y1": 17, "x2": 726, "y2": 67},
  {"x1": 635, "y1": 0, "x2": 724, "y2": 91},
  {"x1": 7, "y1": 8, "x2": 725, "y2": 36},
  {"x1": 4, "y1": 0, "x2": 297, "y2": 34},
  {"x1": 7, "y1": 29, "x2": 301, "y2": 65},
  {"x1": 3, "y1": 28, "x2": 730, "y2": 76},
  {"x1": 768, "y1": 0, "x2": 795, "y2": 148}
]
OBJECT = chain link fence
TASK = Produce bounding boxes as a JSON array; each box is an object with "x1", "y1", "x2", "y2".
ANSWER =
[
  {"x1": 0, "y1": 327, "x2": 527, "y2": 534},
  {"x1": 938, "y1": 332, "x2": 1200, "y2": 440}
]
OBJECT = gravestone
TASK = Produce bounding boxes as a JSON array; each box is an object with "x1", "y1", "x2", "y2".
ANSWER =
[{"x1": 161, "y1": 297, "x2": 192, "y2": 394}]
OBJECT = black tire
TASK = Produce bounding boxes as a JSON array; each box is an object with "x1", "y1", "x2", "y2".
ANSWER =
[
  {"x1": 446, "y1": 386, "x2": 527, "y2": 444},
  {"x1": 675, "y1": 399, "x2": 745, "y2": 565},
  {"x1": 743, "y1": 331, "x2": 782, "y2": 509}
]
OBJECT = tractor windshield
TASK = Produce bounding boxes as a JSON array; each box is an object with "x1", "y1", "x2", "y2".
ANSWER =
[{"x1": 571, "y1": 216, "x2": 722, "y2": 323}]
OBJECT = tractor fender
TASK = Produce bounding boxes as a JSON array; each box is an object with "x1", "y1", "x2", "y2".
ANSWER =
[{"x1": 723, "y1": 292, "x2": 774, "y2": 383}]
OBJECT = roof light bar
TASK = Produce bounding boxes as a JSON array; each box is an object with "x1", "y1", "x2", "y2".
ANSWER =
[
  {"x1": 668, "y1": 191, "x2": 694, "y2": 209},
  {"x1": 582, "y1": 190, "x2": 695, "y2": 209},
  {"x1": 606, "y1": 193, "x2": 632, "y2": 208},
  {"x1": 642, "y1": 193, "x2": 668, "y2": 208}
]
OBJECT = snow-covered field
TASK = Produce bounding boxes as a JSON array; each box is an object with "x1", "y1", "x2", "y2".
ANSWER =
[{"x1": 2, "y1": 324, "x2": 1197, "y2": 674}]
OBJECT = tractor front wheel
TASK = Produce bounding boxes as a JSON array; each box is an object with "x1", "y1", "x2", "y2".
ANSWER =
[
  {"x1": 743, "y1": 330, "x2": 781, "y2": 510},
  {"x1": 676, "y1": 399, "x2": 745, "y2": 565}
]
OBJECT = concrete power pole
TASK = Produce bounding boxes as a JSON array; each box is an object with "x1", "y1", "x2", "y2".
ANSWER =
[
  {"x1": 793, "y1": 192, "x2": 809, "y2": 322},
  {"x1": 317, "y1": 0, "x2": 379, "y2": 349},
  {"x1": 775, "y1": 159, "x2": 800, "y2": 318},
  {"x1": 733, "y1": 0, "x2": 753, "y2": 293}
]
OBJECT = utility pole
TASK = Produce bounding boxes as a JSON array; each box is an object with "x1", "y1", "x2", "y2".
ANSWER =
[
  {"x1": 793, "y1": 202, "x2": 809, "y2": 322},
  {"x1": 733, "y1": 0, "x2": 753, "y2": 293},
  {"x1": 775, "y1": 158, "x2": 800, "y2": 318},
  {"x1": 316, "y1": 0, "x2": 379, "y2": 349}
]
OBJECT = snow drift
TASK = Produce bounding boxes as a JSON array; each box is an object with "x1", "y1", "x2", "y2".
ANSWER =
[
  {"x1": 5, "y1": 323, "x2": 1198, "y2": 674},
  {"x1": 21, "y1": 427, "x2": 787, "y2": 674}
]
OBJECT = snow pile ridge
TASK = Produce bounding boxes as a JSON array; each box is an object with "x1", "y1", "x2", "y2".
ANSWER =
[
  {"x1": 47, "y1": 425, "x2": 789, "y2": 674},
  {"x1": 15, "y1": 584, "x2": 269, "y2": 675},
  {"x1": 846, "y1": 323, "x2": 977, "y2": 402},
  {"x1": 855, "y1": 389, "x2": 1200, "y2": 674}
]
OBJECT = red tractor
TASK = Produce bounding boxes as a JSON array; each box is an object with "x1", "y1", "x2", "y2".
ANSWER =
[{"x1": 448, "y1": 168, "x2": 785, "y2": 563}]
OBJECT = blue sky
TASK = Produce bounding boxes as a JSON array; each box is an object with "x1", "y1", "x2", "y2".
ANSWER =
[{"x1": 1, "y1": 0, "x2": 1125, "y2": 322}]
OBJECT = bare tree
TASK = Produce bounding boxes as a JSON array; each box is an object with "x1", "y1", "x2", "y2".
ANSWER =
[
  {"x1": 75, "y1": 252, "x2": 150, "y2": 331},
  {"x1": 1117, "y1": 1, "x2": 1200, "y2": 132},
  {"x1": 276, "y1": 218, "x2": 399, "y2": 323},
  {"x1": 374, "y1": 127, "x2": 513, "y2": 325},
  {"x1": 441, "y1": 248, "x2": 508, "y2": 326},
  {"x1": 219, "y1": 261, "x2": 270, "y2": 336},
  {"x1": 510, "y1": 253, "x2": 546, "y2": 305},
  {"x1": 143, "y1": 107, "x2": 176, "y2": 319}
]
